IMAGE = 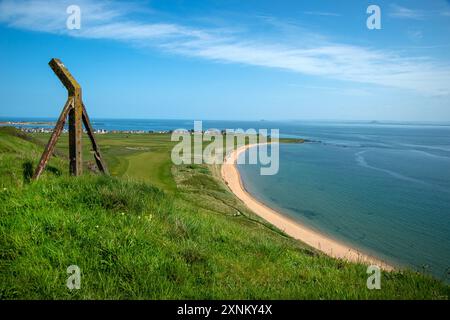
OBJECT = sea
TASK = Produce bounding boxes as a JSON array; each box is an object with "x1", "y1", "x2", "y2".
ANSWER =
[{"x1": 2, "y1": 117, "x2": 449, "y2": 281}]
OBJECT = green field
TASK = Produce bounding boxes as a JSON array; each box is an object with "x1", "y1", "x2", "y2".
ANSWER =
[{"x1": 0, "y1": 127, "x2": 448, "y2": 299}]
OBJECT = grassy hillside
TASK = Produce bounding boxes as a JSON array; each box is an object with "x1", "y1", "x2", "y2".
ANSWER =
[{"x1": 0, "y1": 127, "x2": 448, "y2": 299}]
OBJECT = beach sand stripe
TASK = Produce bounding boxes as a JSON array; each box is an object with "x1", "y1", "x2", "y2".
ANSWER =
[{"x1": 221, "y1": 143, "x2": 394, "y2": 271}]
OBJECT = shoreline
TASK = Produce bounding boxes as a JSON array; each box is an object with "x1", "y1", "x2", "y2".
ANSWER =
[{"x1": 221, "y1": 143, "x2": 394, "y2": 271}]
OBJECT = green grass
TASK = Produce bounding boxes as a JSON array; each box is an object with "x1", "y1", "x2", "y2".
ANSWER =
[
  {"x1": 30, "y1": 132, "x2": 177, "y2": 192},
  {"x1": 0, "y1": 127, "x2": 448, "y2": 299},
  {"x1": 0, "y1": 127, "x2": 68, "y2": 188},
  {"x1": 123, "y1": 150, "x2": 176, "y2": 191}
]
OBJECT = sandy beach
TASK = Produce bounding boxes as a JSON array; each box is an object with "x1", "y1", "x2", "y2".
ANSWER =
[{"x1": 221, "y1": 143, "x2": 394, "y2": 271}]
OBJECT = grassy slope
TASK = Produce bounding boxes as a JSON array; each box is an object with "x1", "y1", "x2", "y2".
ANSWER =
[
  {"x1": 0, "y1": 127, "x2": 448, "y2": 299},
  {"x1": 30, "y1": 132, "x2": 177, "y2": 192}
]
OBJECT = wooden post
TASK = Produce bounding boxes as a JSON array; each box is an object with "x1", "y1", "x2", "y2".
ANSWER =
[
  {"x1": 82, "y1": 103, "x2": 109, "y2": 174},
  {"x1": 68, "y1": 88, "x2": 83, "y2": 176},
  {"x1": 32, "y1": 98, "x2": 73, "y2": 179},
  {"x1": 32, "y1": 58, "x2": 108, "y2": 180}
]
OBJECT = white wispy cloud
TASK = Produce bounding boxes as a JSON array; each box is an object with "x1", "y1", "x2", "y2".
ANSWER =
[
  {"x1": 407, "y1": 29, "x2": 424, "y2": 41},
  {"x1": 303, "y1": 11, "x2": 341, "y2": 17},
  {"x1": 1, "y1": 0, "x2": 449, "y2": 96},
  {"x1": 389, "y1": 4, "x2": 424, "y2": 20},
  {"x1": 288, "y1": 84, "x2": 372, "y2": 96}
]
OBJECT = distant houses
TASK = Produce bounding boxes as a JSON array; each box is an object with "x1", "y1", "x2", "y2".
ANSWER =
[
  {"x1": 172, "y1": 129, "x2": 223, "y2": 135},
  {"x1": 14, "y1": 127, "x2": 173, "y2": 135},
  {"x1": 20, "y1": 127, "x2": 62, "y2": 134},
  {"x1": 5, "y1": 125, "x2": 231, "y2": 136}
]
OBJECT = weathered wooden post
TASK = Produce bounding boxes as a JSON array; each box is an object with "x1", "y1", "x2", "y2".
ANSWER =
[{"x1": 32, "y1": 58, "x2": 108, "y2": 180}]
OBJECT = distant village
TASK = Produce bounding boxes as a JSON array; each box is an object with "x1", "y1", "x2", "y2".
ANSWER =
[
  {"x1": 2, "y1": 124, "x2": 227, "y2": 136},
  {"x1": 1, "y1": 121, "x2": 231, "y2": 136},
  {"x1": 17, "y1": 127, "x2": 172, "y2": 135}
]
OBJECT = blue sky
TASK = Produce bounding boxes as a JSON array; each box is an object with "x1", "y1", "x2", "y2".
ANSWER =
[{"x1": 1, "y1": 0, "x2": 450, "y2": 121}]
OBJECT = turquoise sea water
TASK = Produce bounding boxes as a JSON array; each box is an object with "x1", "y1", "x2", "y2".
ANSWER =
[
  {"x1": 2, "y1": 118, "x2": 449, "y2": 280},
  {"x1": 237, "y1": 122, "x2": 450, "y2": 281}
]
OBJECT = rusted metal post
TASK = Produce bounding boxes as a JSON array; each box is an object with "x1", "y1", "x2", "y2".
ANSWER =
[
  {"x1": 49, "y1": 58, "x2": 83, "y2": 176},
  {"x1": 82, "y1": 103, "x2": 109, "y2": 174},
  {"x1": 32, "y1": 98, "x2": 73, "y2": 179},
  {"x1": 68, "y1": 89, "x2": 83, "y2": 176},
  {"x1": 32, "y1": 58, "x2": 108, "y2": 180}
]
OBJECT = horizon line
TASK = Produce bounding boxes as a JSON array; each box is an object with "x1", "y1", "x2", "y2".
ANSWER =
[{"x1": 1, "y1": 116, "x2": 450, "y2": 125}]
